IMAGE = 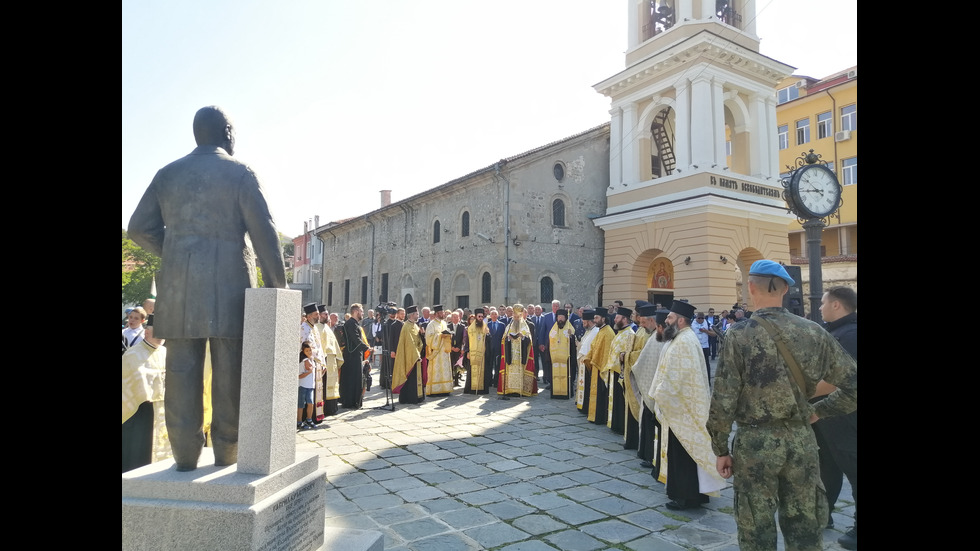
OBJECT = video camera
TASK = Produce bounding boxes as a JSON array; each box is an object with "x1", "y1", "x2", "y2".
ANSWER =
[{"x1": 376, "y1": 301, "x2": 398, "y2": 317}]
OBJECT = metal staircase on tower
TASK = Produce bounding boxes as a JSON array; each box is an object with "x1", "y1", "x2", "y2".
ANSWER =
[{"x1": 651, "y1": 108, "x2": 675, "y2": 177}]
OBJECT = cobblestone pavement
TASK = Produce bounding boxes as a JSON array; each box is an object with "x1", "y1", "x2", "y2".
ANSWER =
[{"x1": 297, "y1": 362, "x2": 854, "y2": 551}]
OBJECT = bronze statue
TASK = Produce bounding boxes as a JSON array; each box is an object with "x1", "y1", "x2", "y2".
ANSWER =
[{"x1": 128, "y1": 106, "x2": 287, "y2": 471}]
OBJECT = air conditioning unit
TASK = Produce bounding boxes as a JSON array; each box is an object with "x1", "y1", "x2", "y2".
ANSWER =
[
  {"x1": 795, "y1": 79, "x2": 807, "y2": 88},
  {"x1": 847, "y1": 69, "x2": 857, "y2": 79},
  {"x1": 835, "y1": 130, "x2": 851, "y2": 142}
]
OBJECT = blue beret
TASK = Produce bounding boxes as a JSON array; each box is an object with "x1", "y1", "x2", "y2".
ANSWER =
[{"x1": 749, "y1": 260, "x2": 795, "y2": 286}]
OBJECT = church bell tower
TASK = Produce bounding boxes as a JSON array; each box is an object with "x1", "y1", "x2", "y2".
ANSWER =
[{"x1": 593, "y1": 1, "x2": 797, "y2": 309}]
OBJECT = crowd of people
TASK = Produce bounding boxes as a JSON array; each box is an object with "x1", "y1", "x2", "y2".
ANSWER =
[
  {"x1": 125, "y1": 256, "x2": 857, "y2": 550},
  {"x1": 293, "y1": 259, "x2": 857, "y2": 551}
]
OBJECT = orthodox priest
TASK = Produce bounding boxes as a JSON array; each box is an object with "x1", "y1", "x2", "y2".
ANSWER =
[
  {"x1": 463, "y1": 308, "x2": 491, "y2": 394},
  {"x1": 623, "y1": 302, "x2": 656, "y2": 450},
  {"x1": 583, "y1": 307, "x2": 614, "y2": 423},
  {"x1": 498, "y1": 304, "x2": 537, "y2": 397},
  {"x1": 340, "y1": 303, "x2": 371, "y2": 409},
  {"x1": 424, "y1": 306, "x2": 454, "y2": 396},
  {"x1": 316, "y1": 305, "x2": 343, "y2": 417},
  {"x1": 650, "y1": 300, "x2": 726, "y2": 510},
  {"x1": 392, "y1": 306, "x2": 425, "y2": 404},
  {"x1": 634, "y1": 308, "x2": 669, "y2": 476},
  {"x1": 548, "y1": 309, "x2": 577, "y2": 399},
  {"x1": 576, "y1": 309, "x2": 598, "y2": 413},
  {"x1": 604, "y1": 307, "x2": 635, "y2": 434},
  {"x1": 300, "y1": 303, "x2": 326, "y2": 423}
]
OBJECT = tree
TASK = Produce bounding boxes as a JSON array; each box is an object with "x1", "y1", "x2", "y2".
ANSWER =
[
  {"x1": 279, "y1": 232, "x2": 294, "y2": 257},
  {"x1": 122, "y1": 229, "x2": 161, "y2": 307}
]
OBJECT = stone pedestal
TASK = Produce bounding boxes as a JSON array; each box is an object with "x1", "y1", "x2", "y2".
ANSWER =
[
  {"x1": 122, "y1": 448, "x2": 325, "y2": 550},
  {"x1": 122, "y1": 289, "x2": 382, "y2": 550}
]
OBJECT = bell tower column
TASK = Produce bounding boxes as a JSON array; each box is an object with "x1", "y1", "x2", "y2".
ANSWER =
[
  {"x1": 610, "y1": 107, "x2": 623, "y2": 187},
  {"x1": 690, "y1": 75, "x2": 713, "y2": 168}
]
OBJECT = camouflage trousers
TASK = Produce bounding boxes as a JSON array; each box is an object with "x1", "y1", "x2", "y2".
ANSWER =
[{"x1": 732, "y1": 422, "x2": 828, "y2": 551}]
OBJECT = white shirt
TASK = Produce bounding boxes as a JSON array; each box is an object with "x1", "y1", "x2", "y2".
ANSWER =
[{"x1": 690, "y1": 319, "x2": 711, "y2": 348}]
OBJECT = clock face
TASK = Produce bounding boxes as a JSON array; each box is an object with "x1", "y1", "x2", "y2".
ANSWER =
[{"x1": 793, "y1": 164, "x2": 840, "y2": 218}]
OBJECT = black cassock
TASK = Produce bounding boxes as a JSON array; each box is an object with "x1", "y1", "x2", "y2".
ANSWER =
[{"x1": 339, "y1": 322, "x2": 369, "y2": 409}]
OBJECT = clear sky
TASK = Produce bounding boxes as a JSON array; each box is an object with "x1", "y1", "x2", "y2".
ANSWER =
[{"x1": 122, "y1": 0, "x2": 856, "y2": 239}]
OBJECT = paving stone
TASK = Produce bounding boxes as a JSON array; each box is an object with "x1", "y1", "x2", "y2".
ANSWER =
[
  {"x1": 488, "y1": 459, "x2": 526, "y2": 472},
  {"x1": 397, "y1": 485, "x2": 448, "y2": 502},
  {"x1": 623, "y1": 534, "x2": 689, "y2": 551},
  {"x1": 436, "y1": 479, "x2": 486, "y2": 496},
  {"x1": 497, "y1": 540, "x2": 562, "y2": 551},
  {"x1": 385, "y1": 453, "x2": 426, "y2": 466},
  {"x1": 570, "y1": 455, "x2": 611, "y2": 468},
  {"x1": 510, "y1": 466, "x2": 550, "y2": 480},
  {"x1": 479, "y1": 473, "x2": 521, "y2": 486},
  {"x1": 656, "y1": 524, "x2": 733, "y2": 549},
  {"x1": 510, "y1": 514, "x2": 568, "y2": 535},
  {"x1": 479, "y1": 499, "x2": 536, "y2": 520},
  {"x1": 542, "y1": 450, "x2": 582, "y2": 462},
  {"x1": 544, "y1": 529, "x2": 606, "y2": 551},
  {"x1": 353, "y1": 493, "x2": 405, "y2": 510},
  {"x1": 621, "y1": 509, "x2": 678, "y2": 531},
  {"x1": 532, "y1": 475, "x2": 578, "y2": 490},
  {"x1": 435, "y1": 507, "x2": 498, "y2": 529},
  {"x1": 418, "y1": 497, "x2": 467, "y2": 514},
  {"x1": 365, "y1": 466, "x2": 409, "y2": 481},
  {"x1": 583, "y1": 495, "x2": 646, "y2": 515},
  {"x1": 388, "y1": 517, "x2": 453, "y2": 542},
  {"x1": 698, "y1": 511, "x2": 738, "y2": 533},
  {"x1": 591, "y1": 479, "x2": 641, "y2": 495},
  {"x1": 400, "y1": 460, "x2": 446, "y2": 475},
  {"x1": 322, "y1": 498, "x2": 361, "y2": 516},
  {"x1": 558, "y1": 485, "x2": 610, "y2": 502},
  {"x1": 410, "y1": 532, "x2": 481, "y2": 551},
  {"x1": 457, "y1": 488, "x2": 508, "y2": 506},
  {"x1": 546, "y1": 503, "x2": 606, "y2": 525},
  {"x1": 380, "y1": 476, "x2": 427, "y2": 492},
  {"x1": 469, "y1": 452, "x2": 505, "y2": 465},
  {"x1": 564, "y1": 468, "x2": 611, "y2": 485},
  {"x1": 496, "y1": 483, "x2": 541, "y2": 499},
  {"x1": 519, "y1": 492, "x2": 574, "y2": 510},
  {"x1": 328, "y1": 471, "x2": 373, "y2": 487},
  {"x1": 417, "y1": 470, "x2": 463, "y2": 484},
  {"x1": 338, "y1": 482, "x2": 389, "y2": 499},
  {"x1": 366, "y1": 504, "x2": 428, "y2": 526},
  {"x1": 463, "y1": 521, "x2": 530, "y2": 548},
  {"x1": 579, "y1": 519, "x2": 650, "y2": 543}
]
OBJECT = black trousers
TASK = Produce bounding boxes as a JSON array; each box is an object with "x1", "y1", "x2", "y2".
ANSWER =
[{"x1": 812, "y1": 410, "x2": 857, "y2": 523}]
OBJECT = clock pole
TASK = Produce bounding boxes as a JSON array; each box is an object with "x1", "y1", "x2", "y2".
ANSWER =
[{"x1": 803, "y1": 218, "x2": 826, "y2": 324}]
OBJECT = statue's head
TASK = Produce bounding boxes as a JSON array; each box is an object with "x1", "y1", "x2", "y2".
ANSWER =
[{"x1": 193, "y1": 106, "x2": 235, "y2": 155}]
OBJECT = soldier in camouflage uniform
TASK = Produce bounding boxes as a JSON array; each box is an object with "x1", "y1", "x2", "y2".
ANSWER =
[{"x1": 706, "y1": 260, "x2": 857, "y2": 551}]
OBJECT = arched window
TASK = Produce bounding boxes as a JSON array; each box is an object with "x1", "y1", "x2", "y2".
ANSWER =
[
  {"x1": 540, "y1": 277, "x2": 554, "y2": 303},
  {"x1": 482, "y1": 272, "x2": 492, "y2": 303},
  {"x1": 461, "y1": 211, "x2": 470, "y2": 237},
  {"x1": 433, "y1": 220, "x2": 440, "y2": 243},
  {"x1": 552, "y1": 199, "x2": 565, "y2": 227},
  {"x1": 403, "y1": 293, "x2": 414, "y2": 307},
  {"x1": 433, "y1": 278, "x2": 441, "y2": 304}
]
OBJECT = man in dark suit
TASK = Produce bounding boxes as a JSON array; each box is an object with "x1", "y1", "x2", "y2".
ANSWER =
[
  {"x1": 128, "y1": 106, "x2": 287, "y2": 471},
  {"x1": 486, "y1": 308, "x2": 506, "y2": 386},
  {"x1": 536, "y1": 300, "x2": 560, "y2": 388}
]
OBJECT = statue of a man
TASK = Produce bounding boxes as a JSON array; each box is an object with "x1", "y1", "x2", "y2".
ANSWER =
[{"x1": 128, "y1": 106, "x2": 287, "y2": 471}]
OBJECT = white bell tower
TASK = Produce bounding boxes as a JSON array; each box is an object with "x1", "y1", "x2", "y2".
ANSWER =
[{"x1": 593, "y1": 0, "x2": 797, "y2": 310}]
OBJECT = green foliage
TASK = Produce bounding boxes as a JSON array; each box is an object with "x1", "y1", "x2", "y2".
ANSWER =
[
  {"x1": 122, "y1": 229, "x2": 161, "y2": 307},
  {"x1": 279, "y1": 232, "x2": 294, "y2": 257}
]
